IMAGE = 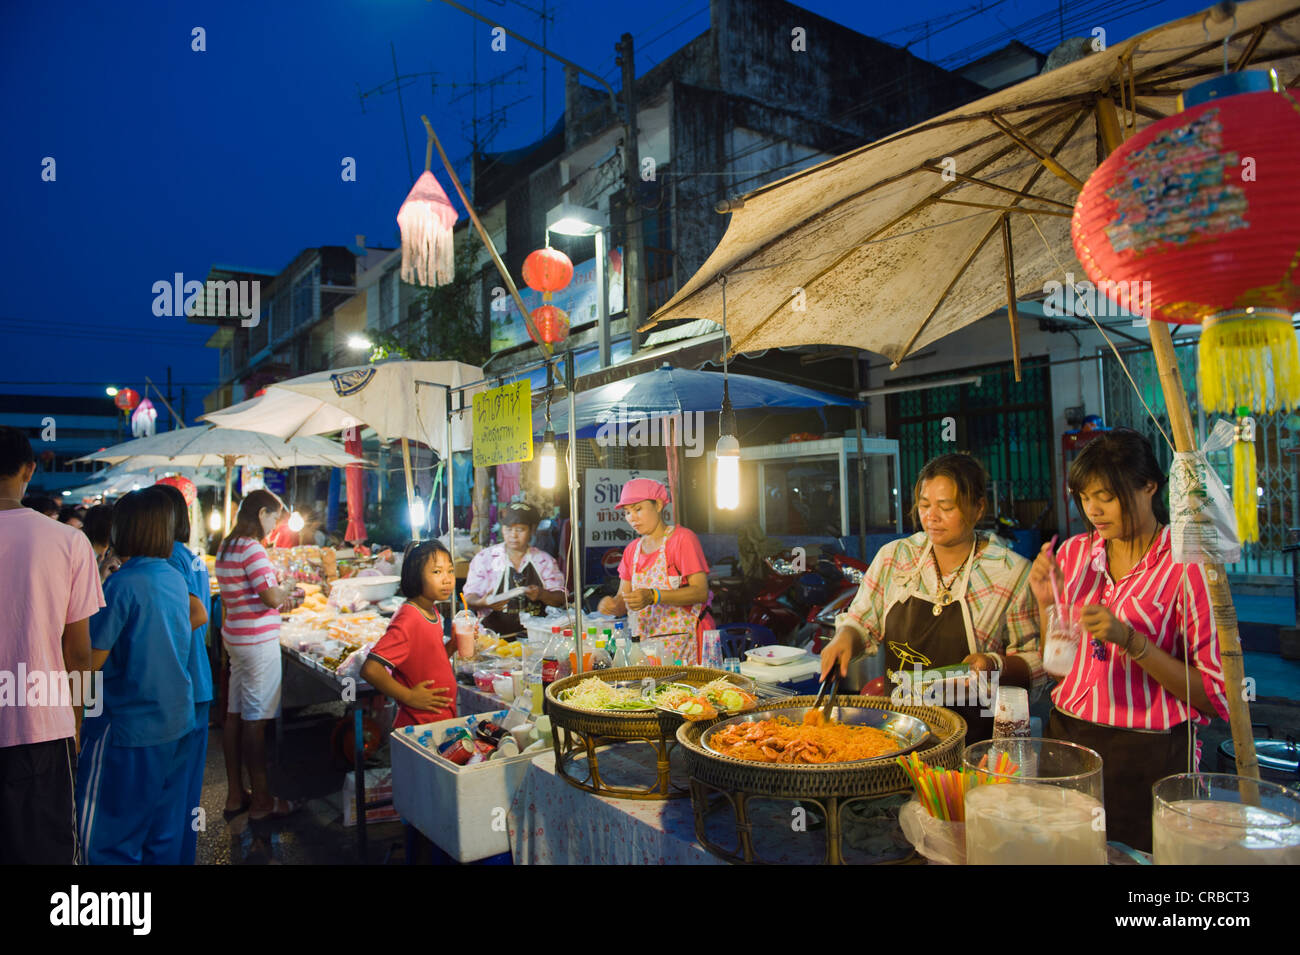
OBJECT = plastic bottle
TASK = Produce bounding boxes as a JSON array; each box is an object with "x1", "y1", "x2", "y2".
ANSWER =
[
  {"x1": 590, "y1": 642, "x2": 612, "y2": 670},
  {"x1": 628, "y1": 637, "x2": 647, "y2": 666},
  {"x1": 560, "y1": 628, "x2": 575, "y2": 677},
  {"x1": 612, "y1": 633, "x2": 630, "y2": 668},
  {"x1": 541, "y1": 630, "x2": 562, "y2": 711}
]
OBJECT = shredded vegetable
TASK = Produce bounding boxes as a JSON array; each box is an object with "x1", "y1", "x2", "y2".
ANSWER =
[{"x1": 559, "y1": 678, "x2": 656, "y2": 712}]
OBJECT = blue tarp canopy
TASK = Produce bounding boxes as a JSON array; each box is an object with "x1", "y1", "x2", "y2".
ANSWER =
[{"x1": 531, "y1": 363, "x2": 860, "y2": 438}]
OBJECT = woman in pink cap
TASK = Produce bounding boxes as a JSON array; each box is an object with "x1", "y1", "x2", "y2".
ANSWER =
[{"x1": 597, "y1": 478, "x2": 713, "y2": 665}]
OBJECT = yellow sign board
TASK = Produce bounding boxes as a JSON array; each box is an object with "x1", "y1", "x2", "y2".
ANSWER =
[{"x1": 472, "y1": 381, "x2": 534, "y2": 467}]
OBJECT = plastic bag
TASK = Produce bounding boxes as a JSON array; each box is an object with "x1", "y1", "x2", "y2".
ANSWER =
[
  {"x1": 1168, "y1": 418, "x2": 1241, "y2": 565},
  {"x1": 336, "y1": 645, "x2": 371, "y2": 682},
  {"x1": 898, "y1": 798, "x2": 967, "y2": 865}
]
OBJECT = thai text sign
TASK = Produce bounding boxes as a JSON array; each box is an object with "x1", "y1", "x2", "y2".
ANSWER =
[
  {"x1": 585, "y1": 469, "x2": 670, "y2": 547},
  {"x1": 472, "y1": 381, "x2": 533, "y2": 467}
]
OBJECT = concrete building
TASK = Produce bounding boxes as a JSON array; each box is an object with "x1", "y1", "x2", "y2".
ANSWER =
[
  {"x1": 1, "y1": 394, "x2": 121, "y2": 497},
  {"x1": 469, "y1": 0, "x2": 988, "y2": 375}
]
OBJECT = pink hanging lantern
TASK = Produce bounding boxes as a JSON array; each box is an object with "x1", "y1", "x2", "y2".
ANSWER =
[{"x1": 396, "y1": 171, "x2": 459, "y2": 287}]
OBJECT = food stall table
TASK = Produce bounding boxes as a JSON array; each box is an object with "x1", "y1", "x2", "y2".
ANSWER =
[
  {"x1": 507, "y1": 744, "x2": 911, "y2": 864},
  {"x1": 278, "y1": 644, "x2": 389, "y2": 863}
]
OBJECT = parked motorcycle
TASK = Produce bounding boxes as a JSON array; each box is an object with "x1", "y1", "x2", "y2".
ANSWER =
[{"x1": 748, "y1": 550, "x2": 868, "y2": 645}]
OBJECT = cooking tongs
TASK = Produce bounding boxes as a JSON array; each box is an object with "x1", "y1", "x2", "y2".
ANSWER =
[{"x1": 811, "y1": 669, "x2": 841, "y2": 722}]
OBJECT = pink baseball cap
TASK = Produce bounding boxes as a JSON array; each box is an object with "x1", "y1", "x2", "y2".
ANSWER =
[{"x1": 617, "y1": 478, "x2": 670, "y2": 508}]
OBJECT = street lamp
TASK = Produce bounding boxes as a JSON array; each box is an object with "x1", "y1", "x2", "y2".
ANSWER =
[
  {"x1": 105, "y1": 386, "x2": 119, "y2": 397},
  {"x1": 546, "y1": 202, "x2": 612, "y2": 368}
]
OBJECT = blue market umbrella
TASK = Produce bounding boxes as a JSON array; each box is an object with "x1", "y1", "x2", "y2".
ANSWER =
[{"x1": 533, "y1": 363, "x2": 859, "y2": 438}]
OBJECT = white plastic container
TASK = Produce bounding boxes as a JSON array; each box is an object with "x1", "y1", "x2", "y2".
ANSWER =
[{"x1": 389, "y1": 713, "x2": 539, "y2": 862}]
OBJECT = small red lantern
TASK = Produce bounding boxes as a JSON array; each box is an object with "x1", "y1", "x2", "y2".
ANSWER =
[
  {"x1": 156, "y1": 475, "x2": 197, "y2": 507},
  {"x1": 522, "y1": 247, "x2": 573, "y2": 301},
  {"x1": 114, "y1": 387, "x2": 141, "y2": 411},
  {"x1": 1073, "y1": 72, "x2": 1300, "y2": 413},
  {"x1": 529, "y1": 304, "x2": 570, "y2": 345}
]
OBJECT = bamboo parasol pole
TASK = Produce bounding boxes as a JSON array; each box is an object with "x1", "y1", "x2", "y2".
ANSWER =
[
  {"x1": 1095, "y1": 94, "x2": 1260, "y2": 787},
  {"x1": 420, "y1": 115, "x2": 551, "y2": 358}
]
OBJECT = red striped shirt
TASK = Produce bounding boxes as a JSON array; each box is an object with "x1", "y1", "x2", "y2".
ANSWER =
[
  {"x1": 1051, "y1": 527, "x2": 1230, "y2": 729},
  {"x1": 216, "y1": 537, "x2": 281, "y2": 646}
]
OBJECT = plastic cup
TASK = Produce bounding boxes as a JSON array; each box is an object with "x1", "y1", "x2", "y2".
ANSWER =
[
  {"x1": 452, "y1": 610, "x2": 478, "y2": 659},
  {"x1": 1042, "y1": 605, "x2": 1082, "y2": 679},
  {"x1": 992, "y1": 686, "x2": 1030, "y2": 738}
]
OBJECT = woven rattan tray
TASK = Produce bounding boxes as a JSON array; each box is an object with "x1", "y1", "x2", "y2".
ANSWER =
[
  {"x1": 678, "y1": 696, "x2": 965, "y2": 863},
  {"x1": 676, "y1": 696, "x2": 966, "y2": 799},
  {"x1": 545, "y1": 666, "x2": 750, "y2": 799}
]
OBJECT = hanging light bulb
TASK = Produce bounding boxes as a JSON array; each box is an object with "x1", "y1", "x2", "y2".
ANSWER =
[
  {"x1": 539, "y1": 428, "x2": 557, "y2": 489},
  {"x1": 409, "y1": 494, "x2": 426, "y2": 529},
  {"x1": 715, "y1": 275, "x2": 741, "y2": 511},
  {"x1": 287, "y1": 510, "x2": 305, "y2": 532},
  {"x1": 715, "y1": 381, "x2": 740, "y2": 511},
  {"x1": 208, "y1": 508, "x2": 222, "y2": 532}
]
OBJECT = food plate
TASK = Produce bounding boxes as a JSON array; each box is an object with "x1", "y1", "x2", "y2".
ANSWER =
[
  {"x1": 744, "y1": 645, "x2": 807, "y2": 666},
  {"x1": 700, "y1": 706, "x2": 932, "y2": 765}
]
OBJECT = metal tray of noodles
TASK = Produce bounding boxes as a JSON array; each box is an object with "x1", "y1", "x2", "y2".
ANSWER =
[{"x1": 700, "y1": 706, "x2": 933, "y2": 766}]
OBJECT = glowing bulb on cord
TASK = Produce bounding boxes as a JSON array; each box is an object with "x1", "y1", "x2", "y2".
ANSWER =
[
  {"x1": 715, "y1": 434, "x2": 740, "y2": 511},
  {"x1": 288, "y1": 510, "x2": 305, "y2": 532},
  {"x1": 538, "y1": 429, "x2": 557, "y2": 489},
  {"x1": 208, "y1": 508, "x2": 222, "y2": 532},
  {"x1": 410, "y1": 495, "x2": 426, "y2": 529}
]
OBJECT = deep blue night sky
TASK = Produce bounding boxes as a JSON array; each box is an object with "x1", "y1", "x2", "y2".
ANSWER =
[{"x1": 2, "y1": 0, "x2": 1202, "y2": 415}]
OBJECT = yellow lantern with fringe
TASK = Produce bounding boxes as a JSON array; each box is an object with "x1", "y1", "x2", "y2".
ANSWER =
[{"x1": 1233, "y1": 411, "x2": 1259, "y2": 545}]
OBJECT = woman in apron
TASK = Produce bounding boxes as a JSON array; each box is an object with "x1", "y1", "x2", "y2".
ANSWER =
[
  {"x1": 821, "y1": 453, "x2": 1043, "y2": 743},
  {"x1": 1030, "y1": 428, "x2": 1230, "y2": 852},
  {"x1": 597, "y1": 479, "x2": 714, "y2": 665},
  {"x1": 463, "y1": 503, "x2": 566, "y2": 635}
]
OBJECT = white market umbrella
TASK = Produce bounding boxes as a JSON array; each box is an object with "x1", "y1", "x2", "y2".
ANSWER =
[
  {"x1": 200, "y1": 360, "x2": 484, "y2": 539},
  {"x1": 76, "y1": 426, "x2": 366, "y2": 531},
  {"x1": 64, "y1": 463, "x2": 221, "y2": 499}
]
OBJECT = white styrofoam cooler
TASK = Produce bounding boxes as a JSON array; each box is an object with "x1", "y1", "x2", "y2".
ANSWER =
[{"x1": 389, "y1": 712, "x2": 541, "y2": 863}]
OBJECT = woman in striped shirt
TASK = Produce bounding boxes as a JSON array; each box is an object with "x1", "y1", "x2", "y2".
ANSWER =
[
  {"x1": 1031, "y1": 428, "x2": 1230, "y2": 852},
  {"x1": 822, "y1": 453, "x2": 1043, "y2": 742},
  {"x1": 215, "y1": 489, "x2": 297, "y2": 823}
]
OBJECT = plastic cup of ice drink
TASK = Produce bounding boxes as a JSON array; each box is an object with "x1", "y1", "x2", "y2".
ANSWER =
[
  {"x1": 1153, "y1": 772, "x2": 1300, "y2": 865},
  {"x1": 1042, "y1": 605, "x2": 1082, "y2": 680},
  {"x1": 452, "y1": 610, "x2": 478, "y2": 659},
  {"x1": 963, "y1": 738, "x2": 1106, "y2": 865},
  {"x1": 992, "y1": 686, "x2": 1030, "y2": 739}
]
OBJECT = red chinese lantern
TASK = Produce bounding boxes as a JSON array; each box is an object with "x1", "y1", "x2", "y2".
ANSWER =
[
  {"x1": 529, "y1": 305, "x2": 570, "y2": 345},
  {"x1": 156, "y1": 475, "x2": 197, "y2": 507},
  {"x1": 1073, "y1": 72, "x2": 1300, "y2": 414},
  {"x1": 522, "y1": 247, "x2": 573, "y2": 301},
  {"x1": 113, "y1": 387, "x2": 140, "y2": 411}
]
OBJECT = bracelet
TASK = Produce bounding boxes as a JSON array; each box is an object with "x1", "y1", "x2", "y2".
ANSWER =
[
  {"x1": 651, "y1": 588, "x2": 661, "y2": 605},
  {"x1": 1130, "y1": 631, "x2": 1151, "y2": 662}
]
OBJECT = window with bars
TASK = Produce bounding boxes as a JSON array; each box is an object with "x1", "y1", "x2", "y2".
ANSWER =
[{"x1": 886, "y1": 358, "x2": 1055, "y2": 529}]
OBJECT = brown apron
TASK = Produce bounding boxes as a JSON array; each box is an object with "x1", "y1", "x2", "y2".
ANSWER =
[
  {"x1": 480, "y1": 558, "x2": 546, "y2": 636},
  {"x1": 1047, "y1": 707, "x2": 1191, "y2": 853},
  {"x1": 883, "y1": 538, "x2": 993, "y2": 744}
]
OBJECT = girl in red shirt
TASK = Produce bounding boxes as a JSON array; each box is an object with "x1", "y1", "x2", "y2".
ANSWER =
[{"x1": 362, "y1": 541, "x2": 458, "y2": 727}]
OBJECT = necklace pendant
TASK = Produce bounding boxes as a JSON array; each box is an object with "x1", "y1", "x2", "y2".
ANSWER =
[{"x1": 932, "y1": 602, "x2": 943, "y2": 617}]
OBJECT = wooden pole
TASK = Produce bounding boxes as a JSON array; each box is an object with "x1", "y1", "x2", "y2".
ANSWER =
[
  {"x1": 1095, "y1": 94, "x2": 1260, "y2": 785},
  {"x1": 421, "y1": 116, "x2": 551, "y2": 358},
  {"x1": 223, "y1": 455, "x2": 234, "y2": 534},
  {"x1": 401, "y1": 437, "x2": 419, "y2": 542},
  {"x1": 1000, "y1": 214, "x2": 1022, "y2": 384}
]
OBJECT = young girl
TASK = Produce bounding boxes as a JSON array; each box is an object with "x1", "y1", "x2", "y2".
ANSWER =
[
  {"x1": 362, "y1": 541, "x2": 458, "y2": 727},
  {"x1": 1029, "y1": 428, "x2": 1230, "y2": 852},
  {"x1": 76, "y1": 488, "x2": 197, "y2": 865}
]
